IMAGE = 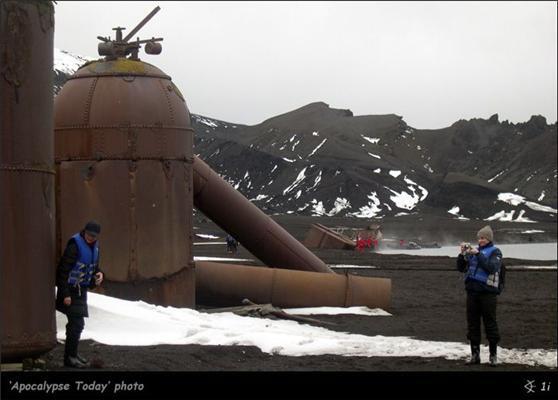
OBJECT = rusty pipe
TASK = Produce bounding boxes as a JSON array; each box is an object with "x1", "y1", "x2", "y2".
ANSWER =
[
  {"x1": 304, "y1": 223, "x2": 356, "y2": 250},
  {"x1": 193, "y1": 156, "x2": 332, "y2": 273},
  {"x1": 195, "y1": 261, "x2": 391, "y2": 309}
]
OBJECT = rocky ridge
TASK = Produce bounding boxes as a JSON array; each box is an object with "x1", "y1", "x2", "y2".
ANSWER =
[{"x1": 54, "y1": 49, "x2": 557, "y2": 223}]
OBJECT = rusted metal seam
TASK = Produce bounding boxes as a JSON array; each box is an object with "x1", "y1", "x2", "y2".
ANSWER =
[
  {"x1": 54, "y1": 156, "x2": 194, "y2": 163},
  {"x1": 82, "y1": 77, "x2": 98, "y2": 125},
  {"x1": 0, "y1": 164, "x2": 56, "y2": 175},
  {"x1": 270, "y1": 268, "x2": 278, "y2": 305},
  {"x1": 158, "y1": 78, "x2": 175, "y2": 124},
  {"x1": 66, "y1": 72, "x2": 170, "y2": 80},
  {"x1": 128, "y1": 161, "x2": 138, "y2": 281},
  {"x1": 343, "y1": 274, "x2": 352, "y2": 307},
  {"x1": 55, "y1": 125, "x2": 194, "y2": 131}
]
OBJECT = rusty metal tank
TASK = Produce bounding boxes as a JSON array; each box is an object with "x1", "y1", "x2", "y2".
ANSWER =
[
  {"x1": 1, "y1": 0, "x2": 57, "y2": 361},
  {"x1": 54, "y1": 15, "x2": 195, "y2": 307}
]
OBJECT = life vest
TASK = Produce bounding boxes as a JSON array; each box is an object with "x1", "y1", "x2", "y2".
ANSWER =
[
  {"x1": 465, "y1": 244, "x2": 501, "y2": 292},
  {"x1": 68, "y1": 233, "x2": 99, "y2": 289}
]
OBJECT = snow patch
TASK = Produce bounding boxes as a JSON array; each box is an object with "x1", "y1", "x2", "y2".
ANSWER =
[
  {"x1": 308, "y1": 138, "x2": 327, "y2": 158},
  {"x1": 308, "y1": 171, "x2": 322, "y2": 191},
  {"x1": 195, "y1": 233, "x2": 219, "y2": 240},
  {"x1": 350, "y1": 192, "x2": 382, "y2": 218},
  {"x1": 485, "y1": 210, "x2": 536, "y2": 223},
  {"x1": 488, "y1": 170, "x2": 506, "y2": 183},
  {"x1": 387, "y1": 186, "x2": 420, "y2": 210},
  {"x1": 403, "y1": 176, "x2": 428, "y2": 201},
  {"x1": 250, "y1": 194, "x2": 269, "y2": 201},
  {"x1": 193, "y1": 115, "x2": 219, "y2": 128},
  {"x1": 54, "y1": 48, "x2": 92, "y2": 75},
  {"x1": 328, "y1": 198, "x2": 351, "y2": 216},
  {"x1": 498, "y1": 193, "x2": 557, "y2": 213},
  {"x1": 311, "y1": 200, "x2": 327, "y2": 216},
  {"x1": 55, "y1": 293, "x2": 558, "y2": 367},
  {"x1": 285, "y1": 307, "x2": 391, "y2": 317},
  {"x1": 283, "y1": 167, "x2": 307, "y2": 195},
  {"x1": 448, "y1": 206, "x2": 469, "y2": 220},
  {"x1": 362, "y1": 136, "x2": 380, "y2": 144}
]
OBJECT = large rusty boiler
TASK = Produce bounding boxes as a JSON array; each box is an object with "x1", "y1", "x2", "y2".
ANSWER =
[
  {"x1": 54, "y1": 8, "x2": 195, "y2": 307},
  {"x1": 1, "y1": 0, "x2": 57, "y2": 361}
]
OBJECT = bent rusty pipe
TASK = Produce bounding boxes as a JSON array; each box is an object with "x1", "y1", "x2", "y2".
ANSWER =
[
  {"x1": 193, "y1": 156, "x2": 332, "y2": 273},
  {"x1": 195, "y1": 261, "x2": 391, "y2": 309}
]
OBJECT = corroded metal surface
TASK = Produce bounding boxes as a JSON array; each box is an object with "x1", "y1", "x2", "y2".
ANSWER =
[
  {"x1": 195, "y1": 262, "x2": 391, "y2": 309},
  {"x1": 303, "y1": 223, "x2": 356, "y2": 250},
  {"x1": 193, "y1": 156, "x2": 332, "y2": 273},
  {"x1": 1, "y1": 0, "x2": 56, "y2": 361},
  {"x1": 99, "y1": 265, "x2": 195, "y2": 307},
  {"x1": 54, "y1": 57, "x2": 195, "y2": 307}
]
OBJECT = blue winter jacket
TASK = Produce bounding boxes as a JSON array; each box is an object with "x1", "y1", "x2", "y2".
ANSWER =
[{"x1": 457, "y1": 242, "x2": 503, "y2": 294}]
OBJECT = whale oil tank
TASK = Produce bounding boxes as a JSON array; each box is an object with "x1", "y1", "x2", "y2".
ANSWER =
[
  {"x1": 54, "y1": 13, "x2": 195, "y2": 307},
  {"x1": 1, "y1": 0, "x2": 57, "y2": 361}
]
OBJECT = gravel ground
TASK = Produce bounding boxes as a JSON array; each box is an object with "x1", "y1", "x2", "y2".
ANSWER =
[{"x1": 42, "y1": 216, "x2": 556, "y2": 372}]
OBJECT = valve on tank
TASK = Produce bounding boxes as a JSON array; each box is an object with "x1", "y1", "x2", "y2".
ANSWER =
[{"x1": 97, "y1": 6, "x2": 163, "y2": 60}]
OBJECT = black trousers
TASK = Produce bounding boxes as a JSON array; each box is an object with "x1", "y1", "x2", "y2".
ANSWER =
[
  {"x1": 466, "y1": 292, "x2": 500, "y2": 345},
  {"x1": 64, "y1": 315, "x2": 85, "y2": 359}
]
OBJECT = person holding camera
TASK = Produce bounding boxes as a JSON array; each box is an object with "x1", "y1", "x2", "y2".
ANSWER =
[{"x1": 456, "y1": 225, "x2": 503, "y2": 366}]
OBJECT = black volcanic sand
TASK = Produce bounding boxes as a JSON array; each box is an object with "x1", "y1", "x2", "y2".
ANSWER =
[{"x1": 43, "y1": 215, "x2": 556, "y2": 371}]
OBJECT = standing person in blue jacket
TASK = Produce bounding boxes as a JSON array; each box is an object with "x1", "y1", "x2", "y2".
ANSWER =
[
  {"x1": 55, "y1": 221, "x2": 104, "y2": 368},
  {"x1": 457, "y1": 225, "x2": 503, "y2": 366}
]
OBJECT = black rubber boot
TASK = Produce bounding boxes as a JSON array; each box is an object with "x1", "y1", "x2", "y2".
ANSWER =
[
  {"x1": 489, "y1": 342, "x2": 498, "y2": 366},
  {"x1": 64, "y1": 356, "x2": 86, "y2": 368},
  {"x1": 466, "y1": 344, "x2": 481, "y2": 365},
  {"x1": 76, "y1": 354, "x2": 89, "y2": 365}
]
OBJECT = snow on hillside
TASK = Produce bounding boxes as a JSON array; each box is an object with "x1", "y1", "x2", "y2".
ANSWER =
[
  {"x1": 54, "y1": 48, "x2": 92, "y2": 75},
  {"x1": 53, "y1": 49, "x2": 558, "y2": 222}
]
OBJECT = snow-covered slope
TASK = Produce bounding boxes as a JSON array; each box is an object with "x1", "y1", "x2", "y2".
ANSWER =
[{"x1": 53, "y1": 48, "x2": 92, "y2": 94}]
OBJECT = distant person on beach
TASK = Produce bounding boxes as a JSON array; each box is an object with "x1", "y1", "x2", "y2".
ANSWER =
[
  {"x1": 355, "y1": 235, "x2": 366, "y2": 253},
  {"x1": 226, "y1": 234, "x2": 238, "y2": 254},
  {"x1": 456, "y1": 225, "x2": 503, "y2": 366},
  {"x1": 56, "y1": 221, "x2": 104, "y2": 368}
]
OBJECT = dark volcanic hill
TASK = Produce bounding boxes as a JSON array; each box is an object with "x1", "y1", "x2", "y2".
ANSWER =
[{"x1": 54, "y1": 50, "x2": 558, "y2": 223}]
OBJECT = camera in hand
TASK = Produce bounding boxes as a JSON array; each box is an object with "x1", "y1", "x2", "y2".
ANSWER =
[{"x1": 461, "y1": 242, "x2": 473, "y2": 256}]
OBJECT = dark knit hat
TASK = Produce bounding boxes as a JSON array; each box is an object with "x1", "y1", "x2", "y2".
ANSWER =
[
  {"x1": 477, "y1": 225, "x2": 493, "y2": 242},
  {"x1": 84, "y1": 220, "x2": 101, "y2": 237}
]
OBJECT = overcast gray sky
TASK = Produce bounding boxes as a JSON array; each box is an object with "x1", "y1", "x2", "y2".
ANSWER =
[{"x1": 54, "y1": 1, "x2": 557, "y2": 129}]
